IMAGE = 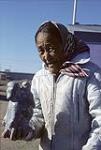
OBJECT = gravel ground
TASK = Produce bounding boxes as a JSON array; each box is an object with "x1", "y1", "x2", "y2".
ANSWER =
[{"x1": 0, "y1": 100, "x2": 39, "y2": 150}]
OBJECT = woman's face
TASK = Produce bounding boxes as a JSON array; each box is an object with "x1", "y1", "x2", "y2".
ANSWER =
[{"x1": 36, "y1": 31, "x2": 65, "y2": 74}]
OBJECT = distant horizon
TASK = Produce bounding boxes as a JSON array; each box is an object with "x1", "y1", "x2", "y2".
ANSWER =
[{"x1": 0, "y1": 70, "x2": 34, "y2": 74}]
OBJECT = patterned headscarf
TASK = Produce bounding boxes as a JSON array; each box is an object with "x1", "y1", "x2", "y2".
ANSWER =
[
  {"x1": 51, "y1": 21, "x2": 90, "y2": 61},
  {"x1": 36, "y1": 21, "x2": 90, "y2": 77}
]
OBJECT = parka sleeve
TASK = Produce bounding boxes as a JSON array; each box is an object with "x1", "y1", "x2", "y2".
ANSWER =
[
  {"x1": 82, "y1": 74, "x2": 101, "y2": 150},
  {"x1": 29, "y1": 75, "x2": 45, "y2": 138}
]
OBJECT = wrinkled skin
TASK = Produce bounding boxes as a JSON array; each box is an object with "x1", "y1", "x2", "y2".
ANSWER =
[{"x1": 36, "y1": 32, "x2": 66, "y2": 74}]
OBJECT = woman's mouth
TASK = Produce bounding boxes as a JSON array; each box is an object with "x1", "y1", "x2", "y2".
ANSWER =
[
  {"x1": 46, "y1": 60, "x2": 56, "y2": 65},
  {"x1": 46, "y1": 62, "x2": 56, "y2": 67}
]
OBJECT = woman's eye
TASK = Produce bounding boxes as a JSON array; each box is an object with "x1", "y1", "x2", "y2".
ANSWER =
[
  {"x1": 49, "y1": 48, "x2": 52, "y2": 52},
  {"x1": 38, "y1": 49, "x2": 44, "y2": 54},
  {"x1": 49, "y1": 47, "x2": 55, "y2": 52}
]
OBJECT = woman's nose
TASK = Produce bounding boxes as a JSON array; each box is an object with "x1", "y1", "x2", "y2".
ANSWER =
[{"x1": 43, "y1": 50, "x2": 50, "y2": 60}]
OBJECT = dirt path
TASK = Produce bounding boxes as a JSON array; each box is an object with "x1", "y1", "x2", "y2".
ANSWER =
[{"x1": 0, "y1": 100, "x2": 39, "y2": 150}]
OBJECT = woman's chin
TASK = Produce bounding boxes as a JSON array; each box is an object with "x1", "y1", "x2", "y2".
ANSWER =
[{"x1": 48, "y1": 66, "x2": 59, "y2": 74}]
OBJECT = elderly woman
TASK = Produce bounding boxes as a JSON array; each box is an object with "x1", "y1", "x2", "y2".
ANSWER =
[{"x1": 2, "y1": 21, "x2": 101, "y2": 150}]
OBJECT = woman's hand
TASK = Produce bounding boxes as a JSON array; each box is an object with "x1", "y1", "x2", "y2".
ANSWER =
[{"x1": 2, "y1": 124, "x2": 35, "y2": 141}]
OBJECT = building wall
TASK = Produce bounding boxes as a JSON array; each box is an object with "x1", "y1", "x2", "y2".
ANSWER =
[{"x1": 0, "y1": 71, "x2": 34, "y2": 81}]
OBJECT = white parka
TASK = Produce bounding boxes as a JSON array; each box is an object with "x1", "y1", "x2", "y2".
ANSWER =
[{"x1": 30, "y1": 52, "x2": 101, "y2": 150}]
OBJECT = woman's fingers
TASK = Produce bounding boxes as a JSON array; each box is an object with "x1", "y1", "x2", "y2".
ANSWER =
[
  {"x1": 10, "y1": 128, "x2": 17, "y2": 140},
  {"x1": 2, "y1": 125, "x2": 34, "y2": 141},
  {"x1": 16, "y1": 127, "x2": 23, "y2": 139},
  {"x1": 2, "y1": 129, "x2": 10, "y2": 138},
  {"x1": 61, "y1": 63, "x2": 88, "y2": 77},
  {"x1": 10, "y1": 127, "x2": 24, "y2": 140},
  {"x1": 25, "y1": 129, "x2": 34, "y2": 141}
]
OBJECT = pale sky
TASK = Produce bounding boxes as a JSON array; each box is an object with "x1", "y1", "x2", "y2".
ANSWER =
[{"x1": 0, "y1": 0, "x2": 101, "y2": 73}]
